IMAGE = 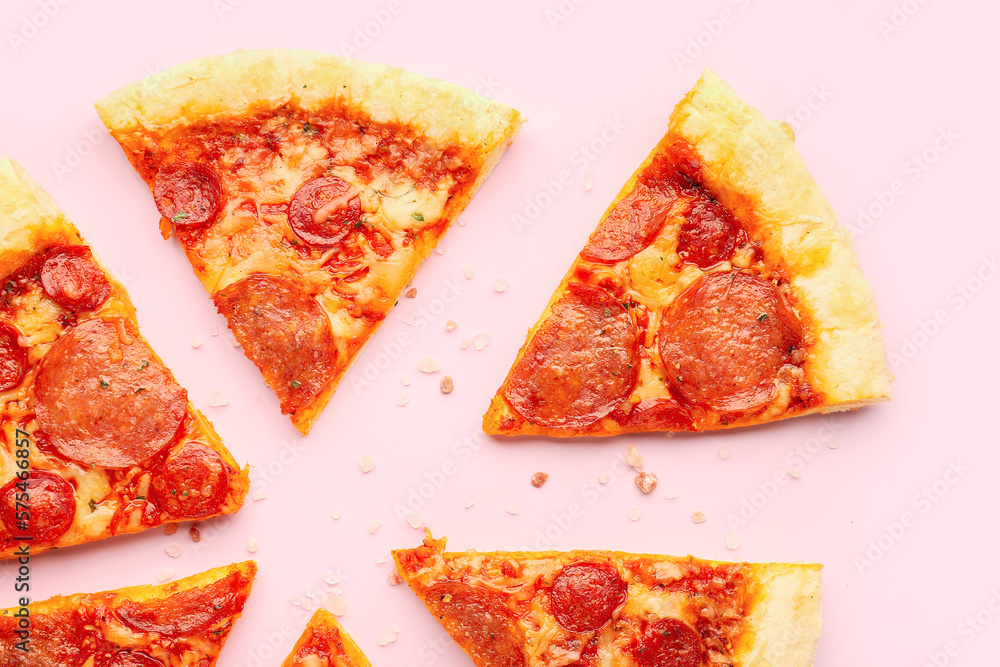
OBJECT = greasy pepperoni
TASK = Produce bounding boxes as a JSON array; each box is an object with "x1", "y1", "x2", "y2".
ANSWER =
[
  {"x1": 551, "y1": 562, "x2": 627, "y2": 632},
  {"x1": 213, "y1": 274, "x2": 335, "y2": 416},
  {"x1": 97, "y1": 652, "x2": 164, "y2": 667},
  {"x1": 153, "y1": 161, "x2": 225, "y2": 226},
  {"x1": 39, "y1": 245, "x2": 112, "y2": 312},
  {"x1": 637, "y1": 618, "x2": 704, "y2": 667},
  {"x1": 150, "y1": 442, "x2": 229, "y2": 519},
  {"x1": 581, "y1": 181, "x2": 677, "y2": 263},
  {"x1": 117, "y1": 568, "x2": 252, "y2": 636},
  {"x1": 424, "y1": 582, "x2": 525, "y2": 667},
  {"x1": 0, "y1": 470, "x2": 76, "y2": 543},
  {"x1": 677, "y1": 198, "x2": 744, "y2": 269},
  {"x1": 288, "y1": 176, "x2": 363, "y2": 246},
  {"x1": 658, "y1": 271, "x2": 802, "y2": 413},
  {"x1": 0, "y1": 321, "x2": 26, "y2": 392},
  {"x1": 619, "y1": 397, "x2": 694, "y2": 432},
  {"x1": 504, "y1": 282, "x2": 638, "y2": 428},
  {"x1": 33, "y1": 318, "x2": 187, "y2": 469}
]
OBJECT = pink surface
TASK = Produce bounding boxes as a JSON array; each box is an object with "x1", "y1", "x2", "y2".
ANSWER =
[{"x1": 0, "y1": 1, "x2": 997, "y2": 665}]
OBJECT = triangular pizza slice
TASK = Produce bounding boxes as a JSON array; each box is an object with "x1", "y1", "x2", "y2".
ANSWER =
[
  {"x1": 282, "y1": 609, "x2": 372, "y2": 667},
  {"x1": 0, "y1": 158, "x2": 248, "y2": 559},
  {"x1": 484, "y1": 69, "x2": 889, "y2": 436},
  {"x1": 0, "y1": 560, "x2": 256, "y2": 666},
  {"x1": 394, "y1": 534, "x2": 821, "y2": 667},
  {"x1": 96, "y1": 49, "x2": 523, "y2": 434}
]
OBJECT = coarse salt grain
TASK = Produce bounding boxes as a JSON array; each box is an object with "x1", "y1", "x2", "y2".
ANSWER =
[
  {"x1": 378, "y1": 629, "x2": 398, "y2": 645},
  {"x1": 157, "y1": 568, "x2": 175, "y2": 582},
  {"x1": 191, "y1": 338, "x2": 202, "y2": 349},
  {"x1": 719, "y1": 444, "x2": 731, "y2": 460},
  {"x1": 306, "y1": 586, "x2": 317, "y2": 598},
  {"x1": 827, "y1": 438, "x2": 841, "y2": 450},
  {"x1": 664, "y1": 490, "x2": 677, "y2": 499},
  {"x1": 360, "y1": 455, "x2": 376, "y2": 473},
  {"x1": 396, "y1": 393, "x2": 409, "y2": 406},
  {"x1": 210, "y1": 325, "x2": 219, "y2": 337},
  {"x1": 375, "y1": 556, "x2": 386, "y2": 564},
  {"x1": 401, "y1": 313, "x2": 416, "y2": 325},
  {"x1": 388, "y1": 571, "x2": 403, "y2": 585},
  {"x1": 165, "y1": 543, "x2": 182, "y2": 558},
  {"x1": 464, "y1": 495, "x2": 475, "y2": 508},
  {"x1": 531, "y1": 472, "x2": 549, "y2": 488},
  {"x1": 460, "y1": 338, "x2": 470, "y2": 349},
  {"x1": 331, "y1": 509, "x2": 342, "y2": 520},
  {"x1": 626, "y1": 445, "x2": 643, "y2": 471},
  {"x1": 726, "y1": 531, "x2": 741, "y2": 550},
  {"x1": 436, "y1": 246, "x2": 446, "y2": 255},
  {"x1": 692, "y1": 511, "x2": 707, "y2": 524},
  {"x1": 635, "y1": 472, "x2": 657, "y2": 494},
  {"x1": 599, "y1": 474, "x2": 610, "y2": 485},
  {"x1": 252, "y1": 491, "x2": 266, "y2": 501},
  {"x1": 494, "y1": 278, "x2": 508, "y2": 292},
  {"x1": 400, "y1": 374, "x2": 411, "y2": 386},
  {"x1": 248, "y1": 538, "x2": 259, "y2": 553},
  {"x1": 473, "y1": 333, "x2": 491, "y2": 350},
  {"x1": 417, "y1": 358, "x2": 440, "y2": 373},
  {"x1": 440, "y1": 376, "x2": 454, "y2": 394},
  {"x1": 369, "y1": 520, "x2": 382, "y2": 534},
  {"x1": 629, "y1": 507, "x2": 641, "y2": 521},
  {"x1": 323, "y1": 571, "x2": 340, "y2": 585},
  {"x1": 208, "y1": 390, "x2": 227, "y2": 407},
  {"x1": 406, "y1": 512, "x2": 424, "y2": 528},
  {"x1": 788, "y1": 469, "x2": 801, "y2": 479},
  {"x1": 446, "y1": 320, "x2": 458, "y2": 331},
  {"x1": 506, "y1": 506, "x2": 520, "y2": 515},
  {"x1": 324, "y1": 595, "x2": 346, "y2": 616},
  {"x1": 585, "y1": 171, "x2": 594, "y2": 191},
  {"x1": 464, "y1": 264, "x2": 474, "y2": 279}
]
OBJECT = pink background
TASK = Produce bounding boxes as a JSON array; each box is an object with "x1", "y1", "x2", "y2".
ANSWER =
[{"x1": 0, "y1": 1, "x2": 997, "y2": 665}]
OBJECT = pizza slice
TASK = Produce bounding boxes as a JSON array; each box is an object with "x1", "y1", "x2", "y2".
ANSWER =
[
  {"x1": 0, "y1": 157, "x2": 249, "y2": 559},
  {"x1": 96, "y1": 49, "x2": 523, "y2": 434},
  {"x1": 282, "y1": 609, "x2": 372, "y2": 667},
  {"x1": 393, "y1": 534, "x2": 821, "y2": 667},
  {"x1": 0, "y1": 560, "x2": 255, "y2": 666},
  {"x1": 484, "y1": 69, "x2": 890, "y2": 436}
]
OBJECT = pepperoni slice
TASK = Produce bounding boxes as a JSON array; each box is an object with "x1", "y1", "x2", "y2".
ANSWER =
[
  {"x1": 0, "y1": 470, "x2": 76, "y2": 543},
  {"x1": 213, "y1": 274, "x2": 335, "y2": 417},
  {"x1": 551, "y1": 562, "x2": 627, "y2": 632},
  {"x1": 33, "y1": 318, "x2": 188, "y2": 469},
  {"x1": 618, "y1": 398, "x2": 694, "y2": 432},
  {"x1": 677, "y1": 197, "x2": 745, "y2": 269},
  {"x1": 581, "y1": 181, "x2": 677, "y2": 263},
  {"x1": 117, "y1": 568, "x2": 252, "y2": 636},
  {"x1": 0, "y1": 321, "x2": 26, "y2": 392},
  {"x1": 39, "y1": 245, "x2": 112, "y2": 312},
  {"x1": 424, "y1": 582, "x2": 525, "y2": 667},
  {"x1": 97, "y1": 652, "x2": 164, "y2": 667},
  {"x1": 637, "y1": 618, "x2": 704, "y2": 667},
  {"x1": 658, "y1": 271, "x2": 802, "y2": 413},
  {"x1": 150, "y1": 442, "x2": 229, "y2": 519},
  {"x1": 504, "y1": 282, "x2": 638, "y2": 428},
  {"x1": 288, "y1": 176, "x2": 363, "y2": 246},
  {"x1": 153, "y1": 161, "x2": 225, "y2": 226}
]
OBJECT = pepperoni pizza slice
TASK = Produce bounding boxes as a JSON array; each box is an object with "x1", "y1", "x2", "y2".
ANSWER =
[
  {"x1": 0, "y1": 157, "x2": 249, "y2": 559},
  {"x1": 96, "y1": 49, "x2": 523, "y2": 434},
  {"x1": 282, "y1": 609, "x2": 372, "y2": 667},
  {"x1": 484, "y1": 69, "x2": 890, "y2": 436},
  {"x1": 394, "y1": 534, "x2": 821, "y2": 667},
  {"x1": 0, "y1": 560, "x2": 256, "y2": 666}
]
